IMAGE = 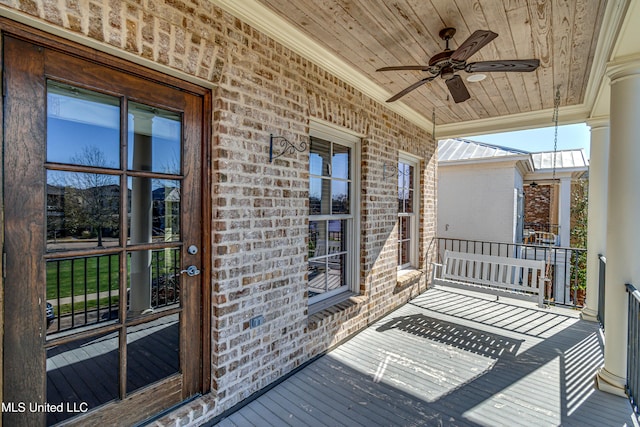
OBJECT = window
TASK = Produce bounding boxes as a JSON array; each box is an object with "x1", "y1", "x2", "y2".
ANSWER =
[
  {"x1": 308, "y1": 122, "x2": 359, "y2": 304},
  {"x1": 398, "y1": 153, "x2": 419, "y2": 269}
]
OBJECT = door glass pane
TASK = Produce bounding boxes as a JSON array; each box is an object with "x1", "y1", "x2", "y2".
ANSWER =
[
  {"x1": 127, "y1": 249, "x2": 181, "y2": 319},
  {"x1": 46, "y1": 254, "x2": 120, "y2": 336},
  {"x1": 128, "y1": 102, "x2": 181, "y2": 175},
  {"x1": 47, "y1": 81, "x2": 120, "y2": 168},
  {"x1": 127, "y1": 179, "x2": 181, "y2": 245},
  {"x1": 47, "y1": 171, "x2": 120, "y2": 251},
  {"x1": 151, "y1": 248, "x2": 181, "y2": 309},
  {"x1": 46, "y1": 330, "x2": 119, "y2": 425},
  {"x1": 127, "y1": 313, "x2": 180, "y2": 393}
]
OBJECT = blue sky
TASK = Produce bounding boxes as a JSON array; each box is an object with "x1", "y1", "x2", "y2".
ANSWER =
[{"x1": 465, "y1": 123, "x2": 591, "y2": 159}]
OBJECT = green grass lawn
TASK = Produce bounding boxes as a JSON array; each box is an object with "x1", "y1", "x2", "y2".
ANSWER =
[
  {"x1": 46, "y1": 254, "x2": 119, "y2": 300},
  {"x1": 46, "y1": 249, "x2": 179, "y2": 299},
  {"x1": 57, "y1": 295, "x2": 121, "y2": 316}
]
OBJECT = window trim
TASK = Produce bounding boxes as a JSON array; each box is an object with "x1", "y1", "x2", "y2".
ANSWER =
[
  {"x1": 308, "y1": 120, "x2": 361, "y2": 305},
  {"x1": 397, "y1": 151, "x2": 420, "y2": 270}
]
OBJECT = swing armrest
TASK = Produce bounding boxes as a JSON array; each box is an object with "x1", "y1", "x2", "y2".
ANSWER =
[{"x1": 431, "y1": 262, "x2": 443, "y2": 282}]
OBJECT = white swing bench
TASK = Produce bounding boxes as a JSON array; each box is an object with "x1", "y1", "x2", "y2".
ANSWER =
[{"x1": 431, "y1": 250, "x2": 547, "y2": 308}]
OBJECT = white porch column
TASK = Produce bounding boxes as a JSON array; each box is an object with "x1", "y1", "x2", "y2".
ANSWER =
[
  {"x1": 597, "y1": 58, "x2": 640, "y2": 397},
  {"x1": 581, "y1": 119, "x2": 609, "y2": 322},
  {"x1": 558, "y1": 177, "x2": 572, "y2": 248},
  {"x1": 129, "y1": 114, "x2": 154, "y2": 315}
]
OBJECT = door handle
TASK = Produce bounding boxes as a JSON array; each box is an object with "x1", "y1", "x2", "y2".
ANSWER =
[{"x1": 180, "y1": 265, "x2": 201, "y2": 277}]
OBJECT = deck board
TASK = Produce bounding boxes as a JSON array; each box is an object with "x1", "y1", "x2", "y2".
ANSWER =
[{"x1": 209, "y1": 287, "x2": 638, "y2": 427}]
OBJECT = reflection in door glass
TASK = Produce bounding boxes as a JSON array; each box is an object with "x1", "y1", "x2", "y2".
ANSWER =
[
  {"x1": 46, "y1": 330, "x2": 119, "y2": 425},
  {"x1": 127, "y1": 179, "x2": 181, "y2": 244},
  {"x1": 127, "y1": 248, "x2": 181, "y2": 320},
  {"x1": 128, "y1": 102, "x2": 181, "y2": 175},
  {"x1": 46, "y1": 170, "x2": 120, "y2": 251},
  {"x1": 46, "y1": 254, "x2": 120, "y2": 336},
  {"x1": 46, "y1": 81, "x2": 120, "y2": 168},
  {"x1": 126, "y1": 314, "x2": 180, "y2": 393}
]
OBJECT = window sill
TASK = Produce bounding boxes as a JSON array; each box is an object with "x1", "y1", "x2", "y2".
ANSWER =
[
  {"x1": 396, "y1": 268, "x2": 423, "y2": 288},
  {"x1": 308, "y1": 292, "x2": 363, "y2": 316}
]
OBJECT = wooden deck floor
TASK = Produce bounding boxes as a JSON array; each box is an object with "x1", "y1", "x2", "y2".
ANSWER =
[{"x1": 211, "y1": 287, "x2": 638, "y2": 427}]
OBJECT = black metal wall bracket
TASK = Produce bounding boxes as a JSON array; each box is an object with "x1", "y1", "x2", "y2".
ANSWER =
[
  {"x1": 270, "y1": 134, "x2": 307, "y2": 162},
  {"x1": 382, "y1": 162, "x2": 398, "y2": 181},
  {"x1": 383, "y1": 162, "x2": 413, "y2": 181}
]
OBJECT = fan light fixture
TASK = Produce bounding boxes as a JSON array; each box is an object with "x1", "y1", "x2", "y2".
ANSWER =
[{"x1": 466, "y1": 73, "x2": 486, "y2": 82}]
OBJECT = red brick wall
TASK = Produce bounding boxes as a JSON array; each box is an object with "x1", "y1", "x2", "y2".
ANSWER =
[
  {"x1": 0, "y1": 1, "x2": 437, "y2": 423},
  {"x1": 524, "y1": 184, "x2": 553, "y2": 225}
]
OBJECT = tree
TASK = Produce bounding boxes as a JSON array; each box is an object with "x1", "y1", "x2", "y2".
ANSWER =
[
  {"x1": 570, "y1": 178, "x2": 588, "y2": 300},
  {"x1": 63, "y1": 147, "x2": 119, "y2": 247}
]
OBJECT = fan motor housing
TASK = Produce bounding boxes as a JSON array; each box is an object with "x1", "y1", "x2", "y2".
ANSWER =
[{"x1": 428, "y1": 50, "x2": 454, "y2": 67}]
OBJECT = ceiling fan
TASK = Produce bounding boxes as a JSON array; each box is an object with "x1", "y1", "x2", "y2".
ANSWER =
[{"x1": 376, "y1": 27, "x2": 540, "y2": 103}]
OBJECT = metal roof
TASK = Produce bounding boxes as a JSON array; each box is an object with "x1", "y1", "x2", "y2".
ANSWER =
[
  {"x1": 438, "y1": 139, "x2": 589, "y2": 171},
  {"x1": 531, "y1": 149, "x2": 589, "y2": 170},
  {"x1": 438, "y1": 138, "x2": 529, "y2": 162}
]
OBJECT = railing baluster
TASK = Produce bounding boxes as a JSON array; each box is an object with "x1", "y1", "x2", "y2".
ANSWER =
[
  {"x1": 84, "y1": 257, "x2": 88, "y2": 325},
  {"x1": 56, "y1": 260, "x2": 61, "y2": 332},
  {"x1": 108, "y1": 254, "x2": 113, "y2": 321},
  {"x1": 627, "y1": 283, "x2": 640, "y2": 414},
  {"x1": 598, "y1": 255, "x2": 606, "y2": 329},
  {"x1": 96, "y1": 255, "x2": 101, "y2": 323},
  {"x1": 71, "y1": 258, "x2": 75, "y2": 329}
]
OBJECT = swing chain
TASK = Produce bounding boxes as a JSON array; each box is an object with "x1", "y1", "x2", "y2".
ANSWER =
[
  {"x1": 552, "y1": 87, "x2": 561, "y2": 181},
  {"x1": 432, "y1": 108, "x2": 436, "y2": 143}
]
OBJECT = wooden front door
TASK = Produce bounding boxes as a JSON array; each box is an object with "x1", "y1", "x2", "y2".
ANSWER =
[{"x1": 2, "y1": 30, "x2": 209, "y2": 426}]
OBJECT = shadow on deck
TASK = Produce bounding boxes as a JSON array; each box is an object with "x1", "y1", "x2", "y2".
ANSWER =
[{"x1": 210, "y1": 287, "x2": 638, "y2": 427}]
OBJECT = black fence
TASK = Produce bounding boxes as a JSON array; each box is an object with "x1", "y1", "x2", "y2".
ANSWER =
[
  {"x1": 598, "y1": 255, "x2": 606, "y2": 329},
  {"x1": 46, "y1": 248, "x2": 180, "y2": 334},
  {"x1": 433, "y1": 238, "x2": 587, "y2": 306},
  {"x1": 626, "y1": 283, "x2": 640, "y2": 416}
]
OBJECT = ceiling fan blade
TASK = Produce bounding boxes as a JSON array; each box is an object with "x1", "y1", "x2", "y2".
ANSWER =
[
  {"x1": 466, "y1": 59, "x2": 540, "y2": 73},
  {"x1": 450, "y1": 30, "x2": 498, "y2": 62},
  {"x1": 386, "y1": 76, "x2": 436, "y2": 102},
  {"x1": 377, "y1": 65, "x2": 430, "y2": 72},
  {"x1": 445, "y1": 75, "x2": 471, "y2": 103}
]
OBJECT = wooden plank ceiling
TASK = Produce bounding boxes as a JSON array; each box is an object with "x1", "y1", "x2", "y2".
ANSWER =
[{"x1": 255, "y1": 0, "x2": 606, "y2": 127}]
